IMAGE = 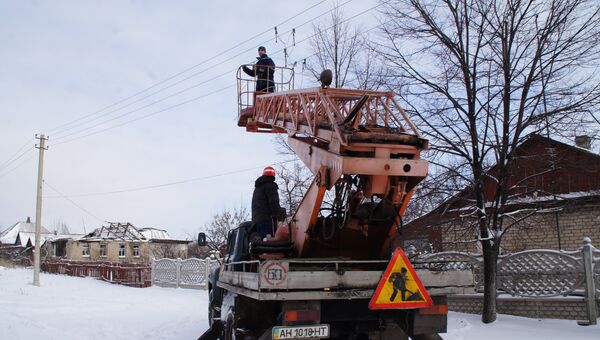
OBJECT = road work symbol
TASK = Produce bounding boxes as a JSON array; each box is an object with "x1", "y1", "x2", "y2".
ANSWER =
[{"x1": 369, "y1": 248, "x2": 432, "y2": 310}]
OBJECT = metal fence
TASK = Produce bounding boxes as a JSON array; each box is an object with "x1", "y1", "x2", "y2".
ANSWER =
[
  {"x1": 42, "y1": 260, "x2": 152, "y2": 287},
  {"x1": 151, "y1": 257, "x2": 219, "y2": 289},
  {"x1": 412, "y1": 237, "x2": 600, "y2": 325}
]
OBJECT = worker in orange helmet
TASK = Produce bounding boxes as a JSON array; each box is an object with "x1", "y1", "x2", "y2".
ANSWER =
[{"x1": 251, "y1": 166, "x2": 286, "y2": 240}]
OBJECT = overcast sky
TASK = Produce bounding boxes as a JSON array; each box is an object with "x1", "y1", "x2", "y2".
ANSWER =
[{"x1": 0, "y1": 0, "x2": 379, "y2": 239}]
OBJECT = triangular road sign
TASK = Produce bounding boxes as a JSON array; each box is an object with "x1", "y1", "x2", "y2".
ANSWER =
[{"x1": 369, "y1": 248, "x2": 433, "y2": 310}]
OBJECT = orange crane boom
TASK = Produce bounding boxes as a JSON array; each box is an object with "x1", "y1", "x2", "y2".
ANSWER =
[{"x1": 237, "y1": 66, "x2": 429, "y2": 259}]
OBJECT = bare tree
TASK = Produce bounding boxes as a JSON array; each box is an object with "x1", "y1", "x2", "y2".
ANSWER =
[
  {"x1": 276, "y1": 162, "x2": 313, "y2": 215},
  {"x1": 151, "y1": 243, "x2": 186, "y2": 259},
  {"x1": 52, "y1": 219, "x2": 71, "y2": 235},
  {"x1": 272, "y1": 135, "x2": 295, "y2": 156},
  {"x1": 404, "y1": 163, "x2": 467, "y2": 222},
  {"x1": 306, "y1": 4, "x2": 363, "y2": 88},
  {"x1": 352, "y1": 51, "x2": 386, "y2": 90},
  {"x1": 202, "y1": 206, "x2": 249, "y2": 250},
  {"x1": 375, "y1": 0, "x2": 600, "y2": 323}
]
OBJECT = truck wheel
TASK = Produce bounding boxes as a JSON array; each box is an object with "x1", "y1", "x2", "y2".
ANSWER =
[
  {"x1": 223, "y1": 312, "x2": 236, "y2": 340},
  {"x1": 208, "y1": 299, "x2": 217, "y2": 327}
]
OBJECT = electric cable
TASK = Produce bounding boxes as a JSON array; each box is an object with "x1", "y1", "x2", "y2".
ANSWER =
[
  {"x1": 46, "y1": 0, "x2": 332, "y2": 135},
  {"x1": 48, "y1": 0, "x2": 358, "y2": 140},
  {"x1": 0, "y1": 150, "x2": 36, "y2": 180},
  {"x1": 50, "y1": 0, "x2": 377, "y2": 144},
  {"x1": 0, "y1": 138, "x2": 34, "y2": 171},
  {"x1": 43, "y1": 159, "x2": 296, "y2": 198},
  {"x1": 44, "y1": 180, "x2": 105, "y2": 223},
  {"x1": 52, "y1": 84, "x2": 234, "y2": 146},
  {"x1": 52, "y1": 73, "x2": 238, "y2": 142},
  {"x1": 0, "y1": 146, "x2": 35, "y2": 175}
]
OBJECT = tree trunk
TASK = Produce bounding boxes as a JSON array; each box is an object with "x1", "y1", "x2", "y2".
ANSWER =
[{"x1": 481, "y1": 239, "x2": 499, "y2": 323}]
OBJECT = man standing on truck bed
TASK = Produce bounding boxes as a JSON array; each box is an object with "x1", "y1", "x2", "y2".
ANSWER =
[
  {"x1": 252, "y1": 166, "x2": 285, "y2": 239},
  {"x1": 242, "y1": 46, "x2": 275, "y2": 93}
]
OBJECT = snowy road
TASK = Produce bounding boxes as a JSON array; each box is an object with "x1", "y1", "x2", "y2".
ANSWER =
[{"x1": 1, "y1": 267, "x2": 598, "y2": 339}]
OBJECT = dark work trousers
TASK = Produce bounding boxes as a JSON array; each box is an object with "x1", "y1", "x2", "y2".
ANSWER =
[{"x1": 256, "y1": 220, "x2": 274, "y2": 239}]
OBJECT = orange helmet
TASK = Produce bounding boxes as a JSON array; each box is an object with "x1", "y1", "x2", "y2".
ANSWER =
[{"x1": 263, "y1": 166, "x2": 276, "y2": 177}]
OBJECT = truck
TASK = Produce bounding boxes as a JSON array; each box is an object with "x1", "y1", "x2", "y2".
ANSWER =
[{"x1": 198, "y1": 66, "x2": 474, "y2": 339}]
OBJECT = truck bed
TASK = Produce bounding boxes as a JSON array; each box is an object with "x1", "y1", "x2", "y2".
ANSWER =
[{"x1": 217, "y1": 258, "x2": 474, "y2": 301}]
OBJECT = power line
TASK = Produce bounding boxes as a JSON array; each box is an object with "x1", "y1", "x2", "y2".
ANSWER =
[
  {"x1": 48, "y1": 0, "x2": 358, "y2": 140},
  {"x1": 50, "y1": 0, "x2": 376, "y2": 144},
  {"x1": 46, "y1": 0, "x2": 331, "y2": 135},
  {"x1": 44, "y1": 180, "x2": 105, "y2": 223},
  {"x1": 52, "y1": 71, "x2": 238, "y2": 141},
  {"x1": 0, "y1": 138, "x2": 33, "y2": 171},
  {"x1": 0, "y1": 147, "x2": 35, "y2": 178},
  {"x1": 52, "y1": 84, "x2": 235, "y2": 146},
  {"x1": 44, "y1": 159, "x2": 297, "y2": 198},
  {"x1": 289, "y1": 15, "x2": 393, "y2": 79}
]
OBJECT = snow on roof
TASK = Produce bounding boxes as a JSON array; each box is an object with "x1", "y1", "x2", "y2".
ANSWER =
[
  {"x1": 509, "y1": 190, "x2": 600, "y2": 204},
  {"x1": 138, "y1": 228, "x2": 171, "y2": 240},
  {"x1": 0, "y1": 220, "x2": 52, "y2": 246},
  {"x1": 46, "y1": 233, "x2": 85, "y2": 241},
  {"x1": 82, "y1": 222, "x2": 147, "y2": 241},
  {"x1": 445, "y1": 189, "x2": 600, "y2": 214}
]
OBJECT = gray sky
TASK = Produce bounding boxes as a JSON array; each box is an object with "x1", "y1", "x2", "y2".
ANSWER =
[{"x1": 0, "y1": 0, "x2": 379, "y2": 239}]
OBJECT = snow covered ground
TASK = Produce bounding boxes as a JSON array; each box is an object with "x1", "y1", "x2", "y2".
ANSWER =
[
  {"x1": 0, "y1": 267, "x2": 208, "y2": 339},
  {"x1": 444, "y1": 312, "x2": 599, "y2": 340},
  {"x1": 1, "y1": 267, "x2": 598, "y2": 339}
]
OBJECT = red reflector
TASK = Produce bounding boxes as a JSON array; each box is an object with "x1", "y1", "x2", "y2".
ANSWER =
[
  {"x1": 284, "y1": 309, "x2": 320, "y2": 322},
  {"x1": 285, "y1": 311, "x2": 298, "y2": 322},
  {"x1": 418, "y1": 304, "x2": 448, "y2": 315}
]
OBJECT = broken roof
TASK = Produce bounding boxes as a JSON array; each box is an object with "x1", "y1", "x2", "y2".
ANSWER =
[
  {"x1": 82, "y1": 222, "x2": 147, "y2": 241},
  {"x1": 138, "y1": 228, "x2": 171, "y2": 240}
]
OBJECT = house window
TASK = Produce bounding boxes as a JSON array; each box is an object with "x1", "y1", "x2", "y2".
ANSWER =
[
  {"x1": 82, "y1": 243, "x2": 90, "y2": 257},
  {"x1": 118, "y1": 244, "x2": 126, "y2": 257},
  {"x1": 100, "y1": 244, "x2": 107, "y2": 257},
  {"x1": 133, "y1": 245, "x2": 140, "y2": 257}
]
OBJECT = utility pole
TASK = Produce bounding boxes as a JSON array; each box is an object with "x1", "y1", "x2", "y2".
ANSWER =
[{"x1": 33, "y1": 134, "x2": 48, "y2": 287}]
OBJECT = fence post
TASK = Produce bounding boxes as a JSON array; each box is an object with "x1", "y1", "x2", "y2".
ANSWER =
[
  {"x1": 150, "y1": 258, "x2": 155, "y2": 287},
  {"x1": 176, "y1": 258, "x2": 181, "y2": 288},
  {"x1": 579, "y1": 237, "x2": 598, "y2": 326}
]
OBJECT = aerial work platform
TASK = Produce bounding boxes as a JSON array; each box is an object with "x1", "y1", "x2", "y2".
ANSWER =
[{"x1": 237, "y1": 66, "x2": 429, "y2": 259}]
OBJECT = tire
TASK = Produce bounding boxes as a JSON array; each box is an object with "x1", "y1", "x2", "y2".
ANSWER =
[
  {"x1": 208, "y1": 297, "x2": 216, "y2": 327},
  {"x1": 223, "y1": 311, "x2": 236, "y2": 340}
]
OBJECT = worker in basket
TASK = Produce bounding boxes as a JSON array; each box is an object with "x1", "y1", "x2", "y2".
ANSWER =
[
  {"x1": 251, "y1": 166, "x2": 286, "y2": 241},
  {"x1": 242, "y1": 46, "x2": 275, "y2": 93}
]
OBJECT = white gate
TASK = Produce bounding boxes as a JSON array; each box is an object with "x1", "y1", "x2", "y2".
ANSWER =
[{"x1": 152, "y1": 258, "x2": 219, "y2": 289}]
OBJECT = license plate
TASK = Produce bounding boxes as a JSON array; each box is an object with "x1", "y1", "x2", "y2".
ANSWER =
[{"x1": 272, "y1": 324, "x2": 330, "y2": 339}]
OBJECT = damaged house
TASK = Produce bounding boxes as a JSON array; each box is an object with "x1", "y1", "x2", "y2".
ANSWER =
[{"x1": 49, "y1": 222, "x2": 189, "y2": 264}]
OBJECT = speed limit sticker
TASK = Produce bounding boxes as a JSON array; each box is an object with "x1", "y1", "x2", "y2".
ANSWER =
[{"x1": 263, "y1": 262, "x2": 287, "y2": 286}]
